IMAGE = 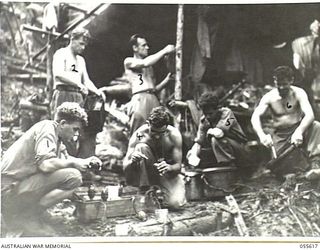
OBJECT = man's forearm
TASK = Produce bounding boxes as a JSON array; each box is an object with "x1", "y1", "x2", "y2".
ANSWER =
[
  {"x1": 123, "y1": 152, "x2": 135, "y2": 170},
  {"x1": 143, "y1": 49, "x2": 166, "y2": 67},
  {"x1": 297, "y1": 115, "x2": 314, "y2": 135},
  {"x1": 251, "y1": 115, "x2": 266, "y2": 138},
  {"x1": 169, "y1": 162, "x2": 181, "y2": 172},
  {"x1": 84, "y1": 80, "x2": 100, "y2": 95},
  {"x1": 38, "y1": 158, "x2": 83, "y2": 173},
  {"x1": 123, "y1": 157, "x2": 132, "y2": 170},
  {"x1": 155, "y1": 76, "x2": 170, "y2": 92}
]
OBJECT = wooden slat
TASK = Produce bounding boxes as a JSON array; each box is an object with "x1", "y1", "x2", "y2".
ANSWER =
[{"x1": 225, "y1": 194, "x2": 249, "y2": 236}]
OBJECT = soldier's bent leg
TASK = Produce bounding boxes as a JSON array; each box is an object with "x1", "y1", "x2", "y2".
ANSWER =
[{"x1": 160, "y1": 173, "x2": 186, "y2": 210}]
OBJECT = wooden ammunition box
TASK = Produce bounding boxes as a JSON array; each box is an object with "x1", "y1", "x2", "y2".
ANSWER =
[
  {"x1": 75, "y1": 196, "x2": 137, "y2": 223},
  {"x1": 73, "y1": 186, "x2": 146, "y2": 223}
]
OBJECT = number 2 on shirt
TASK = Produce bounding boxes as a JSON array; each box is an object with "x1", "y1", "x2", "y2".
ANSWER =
[{"x1": 71, "y1": 64, "x2": 78, "y2": 72}]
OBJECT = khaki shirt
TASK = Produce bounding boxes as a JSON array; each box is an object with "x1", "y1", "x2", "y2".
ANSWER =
[
  {"x1": 1, "y1": 120, "x2": 67, "y2": 183},
  {"x1": 195, "y1": 107, "x2": 247, "y2": 147}
]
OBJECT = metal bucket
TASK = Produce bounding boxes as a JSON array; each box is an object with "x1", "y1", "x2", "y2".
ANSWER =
[
  {"x1": 184, "y1": 170, "x2": 203, "y2": 201},
  {"x1": 202, "y1": 166, "x2": 237, "y2": 199}
]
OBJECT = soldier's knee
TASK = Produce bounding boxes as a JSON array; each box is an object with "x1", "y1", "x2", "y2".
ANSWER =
[
  {"x1": 167, "y1": 197, "x2": 186, "y2": 210},
  {"x1": 165, "y1": 188, "x2": 186, "y2": 210},
  {"x1": 135, "y1": 143, "x2": 149, "y2": 151},
  {"x1": 61, "y1": 168, "x2": 82, "y2": 189}
]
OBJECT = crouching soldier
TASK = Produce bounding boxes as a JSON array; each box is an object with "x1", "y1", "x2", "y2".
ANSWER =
[
  {"x1": 251, "y1": 66, "x2": 320, "y2": 187},
  {"x1": 1, "y1": 102, "x2": 102, "y2": 237},
  {"x1": 187, "y1": 92, "x2": 249, "y2": 170},
  {"x1": 123, "y1": 106, "x2": 186, "y2": 209}
]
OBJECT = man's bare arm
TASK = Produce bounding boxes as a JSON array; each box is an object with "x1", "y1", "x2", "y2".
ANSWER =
[
  {"x1": 169, "y1": 129, "x2": 183, "y2": 172},
  {"x1": 37, "y1": 157, "x2": 88, "y2": 173},
  {"x1": 155, "y1": 73, "x2": 174, "y2": 93},
  {"x1": 82, "y1": 58, "x2": 104, "y2": 97},
  {"x1": 251, "y1": 93, "x2": 270, "y2": 139},
  {"x1": 123, "y1": 132, "x2": 139, "y2": 170},
  {"x1": 294, "y1": 87, "x2": 315, "y2": 134},
  {"x1": 125, "y1": 45, "x2": 175, "y2": 69}
]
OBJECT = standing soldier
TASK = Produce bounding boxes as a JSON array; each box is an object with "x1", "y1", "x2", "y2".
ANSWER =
[
  {"x1": 51, "y1": 28, "x2": 105, "y2": 157},
  {"x1": 124, "y1": 34, "x2": 175, "y2": 136}
]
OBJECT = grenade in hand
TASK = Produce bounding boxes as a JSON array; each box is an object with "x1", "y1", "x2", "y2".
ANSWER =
[
  {"x1": 89, "y1": 161, "x2": 102, "y2": 172},
  {"x1": 101, "y1": 187, "x2": 108, "y2": 201},
  {"x1": 88, "y1": 184, "x2": 96, "y2": 200},
  {"x1": 155, "y1": 189, "x2": 164, "y2": 207}
]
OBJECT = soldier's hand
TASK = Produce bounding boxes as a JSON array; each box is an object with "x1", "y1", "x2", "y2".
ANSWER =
[
  {"x1": 166, "y1": 72, "x2": 175, "y2": 81},
  {"x1": 168, "y1": 99, "x2": 187, "y2": 108},
  {"x1": 164, "y1": 45, "x2": 175, "y2": 54},
  {"x1": 80, "y1": 86, "x2": 89, "y2": 95},
  {"x1": 168, "y1": 100, "x2": 177, "y2": 108},
  {"x1": 156, "y1": 161, "x2": 171, "y2": 176},
  {"x1": 97, "y1": 89, "x2": 106, "y2": 102},
  {"x1": 131, "y1": 151, "x2": 148, "y2": 163},
  {"x1": 291, "y1": 130, "x2": 303, "y2": 147},
  {"x1": 89, "y1": 156, "x2": 102, "y2": 167},
  {"x1": 260, "y1": 134, "x2": 273, "y2": 148},
  {"x1": 207, "y1": 128, "x2": 224, "y2": 138},
  {"x1": 187, "y1": 143, "x2": 200, "y2": 160},
  {"x1": 83, "y1": 156, "x2": 102, "y2": 171}
]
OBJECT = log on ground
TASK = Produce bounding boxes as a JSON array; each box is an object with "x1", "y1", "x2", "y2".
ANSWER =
[{"x1": 131, "y1": 211, "x2": 232, "y2": 236}]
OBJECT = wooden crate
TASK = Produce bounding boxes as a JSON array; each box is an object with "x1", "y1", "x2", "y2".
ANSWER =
[
  {"x1": 74, "y1": 186, "x2": 139, "y2": 197},
  {"x1": 75, "y1": 196, "x2": 139, "y2": 223}
]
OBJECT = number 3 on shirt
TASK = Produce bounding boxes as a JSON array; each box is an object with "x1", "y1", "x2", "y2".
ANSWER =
[{"x1": 138, "y1": 74, "x2": 143, "y2": 85}]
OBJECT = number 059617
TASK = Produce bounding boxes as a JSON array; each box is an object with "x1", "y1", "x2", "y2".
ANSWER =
[{"x1": 300, "y1": 244, "x2": 318, "y2": 248}]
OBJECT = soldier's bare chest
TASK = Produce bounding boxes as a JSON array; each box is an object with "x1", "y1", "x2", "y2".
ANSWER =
[{"x1": 269, "y1": 94, "x2": 300, "y2": 116}]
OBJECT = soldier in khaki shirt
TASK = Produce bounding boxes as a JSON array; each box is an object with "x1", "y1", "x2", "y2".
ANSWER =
[{"x1": 1, "y1": 102, "x2": 101, "y2": 237}]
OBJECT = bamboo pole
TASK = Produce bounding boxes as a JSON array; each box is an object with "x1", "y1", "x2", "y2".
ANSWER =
[
  {"x1": 175, "y1": 4, "x2": 184, "y2": 100},
  {"x1": 174, "y1": 4, "x2": 184, "y2": 129},
  {"x1": 64, "y1": 4, "x2": 98, "y2": 17},
  {"x1": 22, "y1": 24, "x2": 62, "y2": 37},
  {"x1": 46, "y1": 38, "x2": 54, "y2": 104}
]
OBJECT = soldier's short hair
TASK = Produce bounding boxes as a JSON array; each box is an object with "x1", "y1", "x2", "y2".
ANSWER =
[
  {"x1": 55, "y1": 102, "x2": 88, "y2": 126},
  {"x1": 147, "y1": 106, "x2": 170, "y2": 128},
  {"x1": 198, "y1": 92, "x2": 219, "y2": 110},
  {"x1": 129, "y1": 34, "x2": 146, "y2": 49},
  {"x1": 273, "y1": 66, "x2": 294, "y2": 81},
  {"x1": 70, "y1": 28, "x2": 91, "y2": 41}
]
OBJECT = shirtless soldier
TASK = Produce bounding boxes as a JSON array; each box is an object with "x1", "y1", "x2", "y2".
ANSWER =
[
  {"x1": 124, "y1": 34, "x2": 175, "y2": 136},
  {"x1": 51, "y1": 28, "x2": 105, "y2": 157},
  {"x1": 251, "y1": 66, "x2": 320, "y2": 185},
  {"x1": 123, "y1": 106, "x2": 186, "y2": 209}
]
